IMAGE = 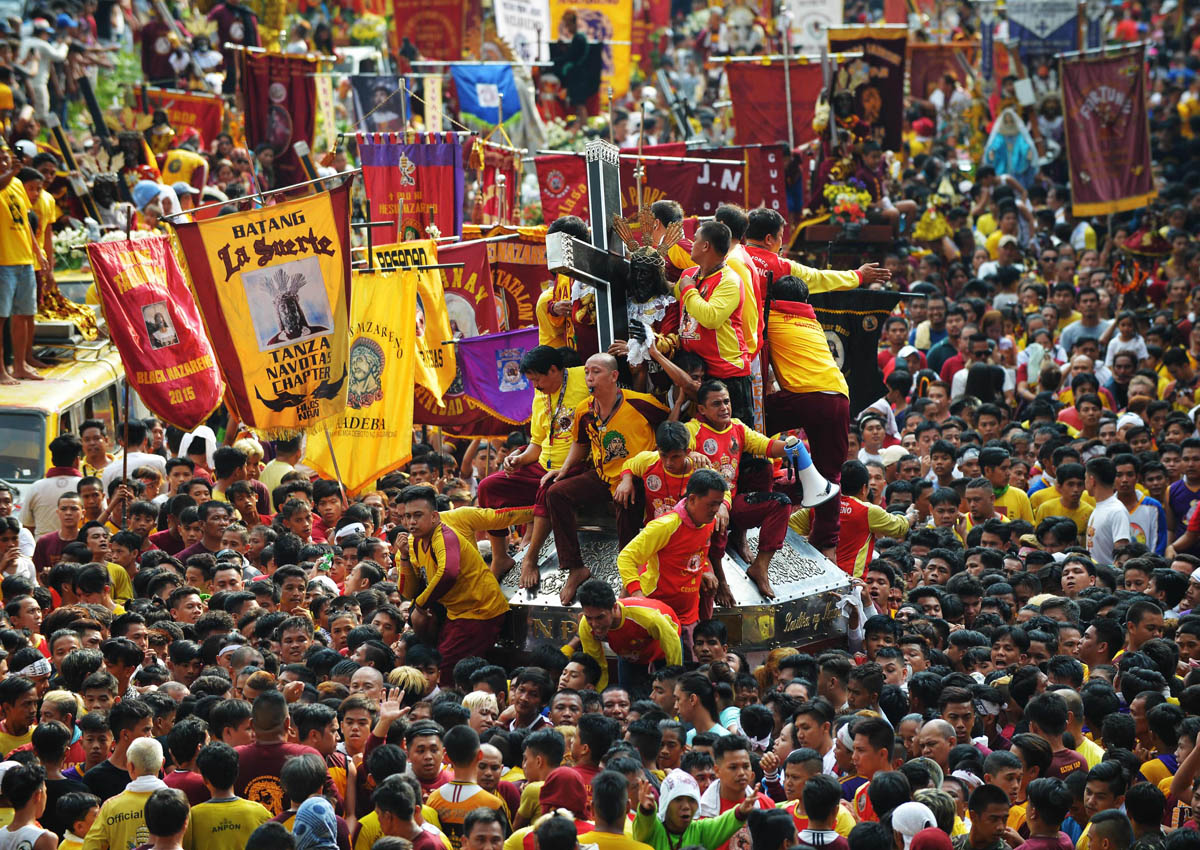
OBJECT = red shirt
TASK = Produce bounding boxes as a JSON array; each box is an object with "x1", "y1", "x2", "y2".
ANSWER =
[
  {"x1": 165, "y1": 769, "x2": 210, "y2": 805},
  {"x1": 147, "y1": 528, "x2": 185, "y2": 555},
  {"x1": 235, "y1": 741, "x2": 342, "y2": 816},
  {"x1": 605, "y1": 598, "x2": 681, "y2": 664},
  {"x1": 715, "y1": 790, "x2": 775, "y2": 850}
]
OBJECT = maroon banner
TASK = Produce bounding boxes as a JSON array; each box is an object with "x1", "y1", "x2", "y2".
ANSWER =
[
  {"x1": 908, "y1": 42, "x2": 978, "y2": 102},
  {"x1": 1061, "y1": 46, "x2": 1155, "y2": 217},
  {"x1": 727, "y1": 63, "x2": 825, "y2": 147},
  {"x1": 239, "y1": 52, "x2": 317, "y2": 188},
  {"x1": 438, "y1": 240, "x2": 502, "y2": 336},
  {"x1": 88, "y1": 235, "x2": 224, "y2": 431},
  {"x1": 134, "y1": 86, "x2": 225, "y2": 149},
  {"x1": 474, "y1": 145, "x2": 520, "y2": 225},
  {"x1": 828, "y1": 26, "x2": 909, "y2": 151},
  {"x1": 395, "y1": 0, "x2": 465, "y2": 61},
  {"x1": 487, "y1": 228, "x2": 546, "y2": 330},
  {"x1": 358, "y1": 132, "x2": 465, "y2": 242},
  {"x1": 536, "y1": 153, "x2": 589, "y2": 223}
]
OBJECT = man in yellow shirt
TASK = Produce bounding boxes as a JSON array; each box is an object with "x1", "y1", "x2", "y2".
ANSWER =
[
  {"x1": 83, "y1": 737, "x2": 168, "y2": 850},
  {"x1": 542, "y1": 353, "x2": 668, "y2": 604},
  {"x1": 477, "y1": 345, "x2": 588, "y2": 580},
  {"x1": 397, "y1": 487, "x2": 527, "y2": 686},
  {"x1": 0, "y1": 675, "x2": 38, "y2": 755},
  {"x1": 1033, "y1": 463, "x2": 1093, "y2": 536},
  {"x1": 577, "y1": 770, "x2": 655, "y2": 850},
  {"x1": 980, "y1": 447, "x2": 1033, "y2": 523},
  {"x1": 0, "y1": 145, "x2": 44, "y2": 382},
  {"x1": 763, "y1": 274, "x2": 853, "y2": 561},
  {"x1": 183, "y1": 741, "x2": 271, "y2": 850}
]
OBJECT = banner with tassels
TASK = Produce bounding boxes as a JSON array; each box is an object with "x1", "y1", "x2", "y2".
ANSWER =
[
  {"x1": 172, "y1": 181, "x2": 352, "y2": 434},
  {"x1": 457, "y1": 327, "x2": 538, "y2": 424}
]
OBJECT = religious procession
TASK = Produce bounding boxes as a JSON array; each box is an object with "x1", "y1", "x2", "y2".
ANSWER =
[{"x1": 0, "y1": 3, "x2": 1192, "y2": 850}]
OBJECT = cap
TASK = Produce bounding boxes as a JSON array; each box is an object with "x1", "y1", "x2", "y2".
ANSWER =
[
  {"x1": 1116, "y1": 412, "x2": 1143, "y2": 431},
  {"x1": 897, "y1": 345, "x2": 920, "y2": 360},
  {"x1": 13, "y1": 140, "x2": 35, "y2": 159},
  {"x1": 56, "y1": 13, "x2": 78, "y2": 28},
  {"x1": 334, "y1": 522, "x2": 366, "y2": 542},
  {"x1": 998, "y1": 234, "x2": 1019, "y2": 247},
  {"x1": 31, "y1": 18, "x2": 52, "y2": 33},
  {"x1": 132, "y1": 180, "x2": 161, "y2": 211},
  {"x1": 172, "y1": 181, "x2": 200, "y2": 196},
  {"x1": 880, "y1": 445, "x2": 908, "y2": 466}
]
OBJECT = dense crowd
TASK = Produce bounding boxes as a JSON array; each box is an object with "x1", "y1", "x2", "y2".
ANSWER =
[{"x1": 0, "y1": 4, "x2": 1199, "y2": 850}]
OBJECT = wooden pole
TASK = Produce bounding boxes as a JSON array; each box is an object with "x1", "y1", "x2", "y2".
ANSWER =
[{"x1": 1078, "y1": 1, "x2": 1086, "y2": 51}]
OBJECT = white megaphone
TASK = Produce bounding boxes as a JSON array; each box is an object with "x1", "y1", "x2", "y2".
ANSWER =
[{"x1": 784, "y1": 436, "x2": 840, "y2": 508}]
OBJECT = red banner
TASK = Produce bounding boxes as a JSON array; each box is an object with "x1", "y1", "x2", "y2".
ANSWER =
[
  {"x1": 726, "y1": 63, "x2": 825, "y2": 147},
  {"x1": 1061, "y1": 45, "x2": 1156, "y2": 216},
  {"x1": 474, "y1": 145, "x2": 520, "y2": 225},
  {"x1": 537, "y1": 143, "x2": 788, "y2": 221},
  {"x1": 88, "y1": 235, "x2": 224, "y2": 431},
  {"x1": 394, "y1": 0, "x2": 465, "y2": 61},
  {"x1": 239, "y1": 52, "x2": 317, "y2": 188},
  {"x1": 536, "y1": 153, "x2": 589, "y2": 223},
  {"x1": 134, "y1": 86, "x2": 224, "y2": 149},
  {"x1": 358, "y1": 133, "x2": 465, "y2": 242},
  {"x1": 438, "y1": 240, "x2": 502, "y2": 336},
  {"x1": 486, "y1": 227, "x2": 546, "y2": 330},
  {"x1": 908, "y1": 42, "x2": 978, "y2": 101}
]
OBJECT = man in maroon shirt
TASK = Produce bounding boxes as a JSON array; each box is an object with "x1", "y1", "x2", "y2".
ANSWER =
[
  {"x1": 569, "y1": 713, "x2": 619, "y2": 817},
  {"x1": 148, "y1": 494, "x2": 194, "y2": 555},
  {"x1": 32, "y1": 492, "x2": 83, "y2": 573},
  {"x1": 234, "y1": 690, "x2": 342, "y2": 816},
  {"x1": 371, "y1": 775, "x2": 444, "y2": 850},
  {"x1": 176, "y1": 501, "x2": 232, "y2": 560},
  {"x1": 1024, "y1": 693, "x2": 1086, "y2": 780}
]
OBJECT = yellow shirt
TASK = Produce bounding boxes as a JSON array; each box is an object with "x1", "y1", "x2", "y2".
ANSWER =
[
  {"x1": 58, "y1": 835, "x2": 83, "y2": 850},
  {"x1": 530, "y1": 366, "x2": 589, "y2": 471},
  {"x1": 576, "y1": 831, "x2": 655, "y2": 850},
  {"x1": 727, "y1": 245, "x2": 761, "y2": 355},
  {"x1": 182, "y1": 796, "x2": 272, "y2": 850},
  {"x1": 1033, "y1": 498, "x2": 1094, "y2": 536},
  {"x1": 994, "y1": 486, "x2": 1034, "y2": 524},
  {"x1": 401, "y1": 507, "x2": 528, "y2": 621},
  {"x1": 162, "y1": 148, "x2": 208, "y2": 187},
  {"x1": 107, "y1": 562, "x2": 134, "y2": 605},
  {"x1": 572, "y1": 390, "x2": 667, "y2": 492},
  {"x1": 0, "y1": 726, "x2": 33, "y2": 756},
  {"x1": 766, "y1": 300, "x2": 849, "y2": 398},
  {"x1": 536, "y1": 286, "x2": 570, "y2": 349},
  {"x1": 1031, "y1": 487, "x2": 1095, "y2": 512},
  {"x1": 0, "y1": 180, "x2": 34, "y2": 266},
  {"x1": 1076, "y1": 734, "x2": 1105, "y2": 768},
  {"x1": 31, "y1": 190, "x2": 57, "y2": 271},
  {"x1": 1141, "y1": 754, "x2": 1174, "y2": 786}
]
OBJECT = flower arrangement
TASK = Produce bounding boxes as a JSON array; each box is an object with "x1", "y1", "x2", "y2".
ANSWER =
[
  {"x1": 521, "y1": 200, "x2": 544, "y2": 226},
  {"x1": 823, "y1": 179, "x2": 871, "y2": 227},
  {"x1": 349, "y1": 13, "x2": 387, "y2": 47},
  {"x1": 53, "y1": 226, "x2": 90, "y2": 271}
]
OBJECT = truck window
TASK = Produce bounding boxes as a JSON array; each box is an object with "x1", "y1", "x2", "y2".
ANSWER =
[{"x1": 0, "y1": 412, "x2": 47, "y2": 482}]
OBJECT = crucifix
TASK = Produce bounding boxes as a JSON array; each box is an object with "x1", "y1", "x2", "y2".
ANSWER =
[{"x1": 545, "y1": 139, "x2": 631, "y2": 353}]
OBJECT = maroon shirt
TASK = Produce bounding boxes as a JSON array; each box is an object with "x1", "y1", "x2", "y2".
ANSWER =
[
  {"x1": 164, "y1": 769, "x2": 210, "y2": 805},
  {"x1": 235, "y1": 741, "x2": 342, "y2": 816},
  {"x1": 176, "y1": 540, "x2": 221, "y2": 561},
  {"x1": 33, "y1": 531, "x2": 74, "y2": 571},
  {"x1": 1049, "y1": 747, "x2": 1086, "y2": 779},
  {"x1": 148, "y1": 528, "x2": 185, "y2": 555}
]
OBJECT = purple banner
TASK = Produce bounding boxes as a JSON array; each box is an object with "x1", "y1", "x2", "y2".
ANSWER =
[
  {"x1": 457, "y1": 327, "x2": 538, "y2": 425},
  {"x1": 357, "y1": 132, "x2": 465, "y2": 242}
]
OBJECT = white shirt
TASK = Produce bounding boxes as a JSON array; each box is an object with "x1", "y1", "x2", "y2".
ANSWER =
[
  {"x1": 19, "y1": 472, "x2": 82, "y2": 537},
  {"x1": 1087, "y1": 493, "x2": 1131, "y2": 566},
  {"x1": 16, "y1": 526, "x2": 33, "y2": 558},
  {"x1": 1104, "y1": 335, "x2": 1149, "y2": 367},
  {"x1": 101, "y1": 451, "x2": 167, "y2": 492}
]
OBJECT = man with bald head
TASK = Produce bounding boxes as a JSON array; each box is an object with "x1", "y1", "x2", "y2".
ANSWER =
[
  {"x1": 543, "y1": 353, "x2": 669, "y2": 604},
  {"x1": 918, "y1": 719, "x2": 956, "y2": 772},
  {"x1": 350, "y1": 666, "x2": 385, "y2": 702}
]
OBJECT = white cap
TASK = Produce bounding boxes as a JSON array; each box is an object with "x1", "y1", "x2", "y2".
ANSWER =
[
  {"x1": 13, "y1": 140, "x2": 36, "y2": 159},
  {"x1": 881, "y1": 445, "x2": 908, "y2": 466},
  {"x1": 1116, "y1": 412, "x2": 1143, "y2": 431},
  {"x1": 897, "y1": 345, "x2": 920, "y2": 360}
]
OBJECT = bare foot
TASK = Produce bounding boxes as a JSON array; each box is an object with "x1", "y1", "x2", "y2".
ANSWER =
[
  {"x1": 491, "y1": 549, "x2": 516, "y2": 579},
  {"x1": 519, "y1": 558, "x2": 541, "y2": 591},
  {"x1": 716, "y1": 584, "x2": 736, "y2": 608},
  {"x1": 0, "y1": 371, "x2": 16, "y2": 386},
  {"x1": 26, "y1": 357, "x2": 49, "y2": 369},
  {"x1": 747, "y1": 552, "x2": 776, "y2": 599},
  {"x1": 12, "y1": 367, "x2": 42, "y2": 381},
  {"x1": 559, "y1": 566, "x2": 591, "y2": 605}
]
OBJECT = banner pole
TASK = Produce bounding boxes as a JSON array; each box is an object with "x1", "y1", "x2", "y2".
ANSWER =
[
  {"x1": 1077, "y1": 0, "x2": 1086, "y2": 51},
  {"x1": 781, "y1": 10, "x2": 795, "y2": 151},
  {"x1": 323, "y1": 424, "x2": 349, "y2": 506}
]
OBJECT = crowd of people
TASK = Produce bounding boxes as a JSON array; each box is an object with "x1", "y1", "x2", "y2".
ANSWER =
[{"x1": 0, "y1": 4, "x2": 1199, "y2": 850}]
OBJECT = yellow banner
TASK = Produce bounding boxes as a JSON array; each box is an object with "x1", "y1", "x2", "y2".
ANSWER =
[
  {"x1": 306, "y1": 269, "x2": 417, "y2": 495},
  {"x1": 371, "y1": 239, "x2": 457, "y2": 404},
  {"x1": 173, "y1": 182, "x2": 352, "y2": 433},
  {"x1": 550, "y1": 0, "x2": 633, "y2": 98}
]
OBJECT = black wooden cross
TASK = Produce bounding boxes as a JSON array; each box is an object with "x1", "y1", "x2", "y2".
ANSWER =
[
  {"x1": 545, "y1": 139, "x2": 631, "y2": 353},
  {"x1": 351, "y1": 220, "x2": 396, "y2": 271}
]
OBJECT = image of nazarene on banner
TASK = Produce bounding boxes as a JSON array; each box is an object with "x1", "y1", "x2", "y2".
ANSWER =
[{"x1": 173, "y1": 181, "x2": 353, "y2": 434}]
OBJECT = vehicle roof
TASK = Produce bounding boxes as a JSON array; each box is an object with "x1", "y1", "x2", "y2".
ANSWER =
[{"x1": 0, "y1": 344, "x2": 123, "y2": 415}]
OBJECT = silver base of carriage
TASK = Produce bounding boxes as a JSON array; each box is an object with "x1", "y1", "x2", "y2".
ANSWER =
[{"x1": 499, "y1": 526, "x2": 850, "y2": 652}]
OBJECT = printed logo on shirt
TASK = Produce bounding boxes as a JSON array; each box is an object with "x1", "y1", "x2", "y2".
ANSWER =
[{"x1": 244, "y1": 775, "x2": 284, "y2": 815}]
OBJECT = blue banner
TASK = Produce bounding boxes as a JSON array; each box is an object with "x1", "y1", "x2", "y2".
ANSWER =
[
  {"x1": 450, "y1": 65, "x2": 521, "y2": 129},
  {"x1": 1007, "y1": 0, "x2": 1080, "y2": 61}
]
